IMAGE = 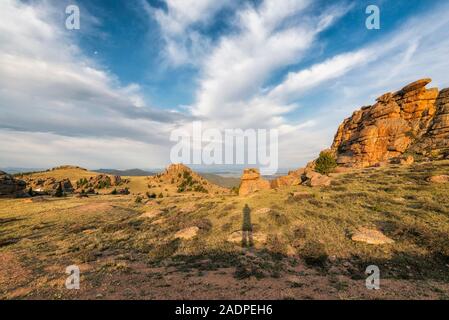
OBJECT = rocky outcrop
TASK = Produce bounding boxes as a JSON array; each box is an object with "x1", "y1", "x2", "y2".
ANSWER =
[
  {"x1": 239, "y1": 167, "x2": 332, "y2": 196},
  {"x1": 26, "y1": 177, "x2": 73, "y2": 194},
  {"x1": 407, "y1": 87, "x2": 449, "y2": 158},
  {"x1": 331, "y1": 79, "x2": 449, "y2": 167},
  {"x1": 0, "y1": 171, "x2": 27, "y2": 198},
  {"x1": 150, "y1": 163, "x2": 228, "y2": 194},
  {"x1": 302, "y1": 170, "x2": 332, "y2": 187},
  {"x1": 239, "y1": 168, "x2": 271, "y2": 196},
  {"x1": 270, "y1": 168, "x2": 304, "y2": 189}
]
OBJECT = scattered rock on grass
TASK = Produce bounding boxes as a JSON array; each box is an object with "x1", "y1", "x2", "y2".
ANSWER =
[
  {"x1": 254, "y1": 208, "x2": 271, "y2": 215},
  {"x1": 428, "y1": 175, "x2": 449, "y2": 183},
  {"x1": 175, "y1": 227, "x2": 199, "y2": 240},
  {"x1": 351, "y1": 228, "x2": 394, "y2": 245},
  {"x1": 140, "y1": 210, "x2": 163, "y2": 219},
  {"x1": 179, "y1": 203, "x2": 197, "y2": 214}
]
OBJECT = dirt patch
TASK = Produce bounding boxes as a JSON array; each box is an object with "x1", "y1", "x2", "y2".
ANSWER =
[{"x1": 0, "y1": 252, "x2": 32, "y2": 297}]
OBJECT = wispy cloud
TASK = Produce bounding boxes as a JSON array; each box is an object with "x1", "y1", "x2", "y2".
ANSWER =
[
  {"x1": 191, "y1": 0, "x2": 350, "y2": 127},
  {"x1": 1, "y1": 0, "x2": 449, "y2": 169}
]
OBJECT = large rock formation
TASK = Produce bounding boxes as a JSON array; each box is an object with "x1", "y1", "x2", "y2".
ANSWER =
[
  {"x1": 25, "y1": 177, "x2": 74, "y2": 194},
  {"x1": 239, "y1": 168, "x2": 271, "y2": 196},
  {"x1": 0, "y1": 171, "x2": 27, "y2": 198},
  {"x1": 239, "y1": 167, "x2": 333, "y2": 196},
  {"x1": 150, "y1": 163, "x2": 228, "y2": 194},
  {"x1": 331, "y1": 79, "x2": 449, "y2": 167}
]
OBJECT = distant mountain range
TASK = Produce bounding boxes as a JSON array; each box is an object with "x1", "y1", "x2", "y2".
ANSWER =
[
  {"x1": 1, "y1": 167, "x2": 45, "y2": 174},
  {"x1": 94, "y1": 168, "x2": 156, "y2": 176}
]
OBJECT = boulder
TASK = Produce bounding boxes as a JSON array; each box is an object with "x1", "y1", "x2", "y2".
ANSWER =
[
  {"x1": 140, "y1": 209, "x2": 163, "y2": 219},
  {"x1": 270, "y1": 168, "x2": 304, "y2": 189},
  {"x1": 0, "y1": 171, "x2": 27, "y2": 198},
  {"x1": 400, "y1": 78, "x2": 432, "y2": 94},
  {"x1": 400, "y1": 155, "x2": 415, "y2": 165},
  {"x1": 238, "y1": 168, "x2": 271, "y2": 196},
  {"x1": 351, "y1": 228, "x2": 394, "y2": 245},
  {"x1": 254, "y1": 207, "x2": 271, "y2": 215},
  {"x1": 428, "y1": 175, "x2": 449, "y2": 184},
  {"x1": 175, "y1": 227, "x2": 199, "y2": 240},
  {"x1": 303, "y1": 170, "x2": 332, "y2": 187}
]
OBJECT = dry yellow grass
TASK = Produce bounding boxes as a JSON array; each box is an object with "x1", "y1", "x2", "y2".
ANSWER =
[{"x1": 1, "y1": 161, "x2": 448, "y2": 299}]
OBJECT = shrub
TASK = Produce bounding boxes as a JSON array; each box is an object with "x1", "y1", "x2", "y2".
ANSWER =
[
  {"x1": 146, "y1": 192, "x2": 157, "y2": 199},
  {"x1": 111, "y1": 188, "x2": 117, "y2": 195},
  {"x1": 269, "y1": 210, "x2": 289, "y2": 226},
  {"x1": 299, "y1": 240, "x2": 328, "y2": 267},
  {"x1": 135, "y1": 196, "x2": 143, "y2": 203},
  {"x1": 315, "y1": 151, "x2": 337, "y2": 175}
]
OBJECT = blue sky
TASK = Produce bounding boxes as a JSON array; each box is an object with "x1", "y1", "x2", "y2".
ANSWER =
[
  {"x1": 1, "y1": 0, "x2": 449, "y2": 170},
  {"x1": 74, "y1": 0, "x2": 436, "y2": 108}
]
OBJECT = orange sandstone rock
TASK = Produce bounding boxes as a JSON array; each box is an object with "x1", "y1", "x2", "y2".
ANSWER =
[
  {"x1": 238, "y1": 168, "x2": 271, "y2": 196},
  {"x1": 331, "y1": 78, "x2": 448, "y2": 167}
]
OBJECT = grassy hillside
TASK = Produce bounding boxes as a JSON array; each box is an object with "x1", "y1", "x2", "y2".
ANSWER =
[
  {"x1": 0, "y1": 161, "x2": 448, "y2": 299},
  {"x1": 17, "y1": 167, "x2": 101, "y2": 183}
]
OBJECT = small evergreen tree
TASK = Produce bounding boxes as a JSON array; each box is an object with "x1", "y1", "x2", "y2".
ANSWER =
[{"x1": 315, "y1": 151, "x2": 337, "y2": 175}]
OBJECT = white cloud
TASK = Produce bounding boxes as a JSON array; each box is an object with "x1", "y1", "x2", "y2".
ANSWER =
[
  {"x1": 267, "y1": 50, "x2": 374, "y2": 103},
  {"x1": 0, "y1": 0, "x2": 184, "y2": 168},
  {"x1": 2, "y1": 0, "x2": 449, "y2": 170},
  {"x1": 191, "y1": 0, "x2": 345, "y2": 125},
  {"x1": 143, "y1": 0, "x2": 231, "y2": 66},
  {"x1": 271, "y1": 1, "x2": 449, "y2": 167},
  {"x1": 0, "y1": 0, "x2": 184, "y2": 134},
  {"x1": 0, "y1": 129, "x2": 169, "y2": 169}
]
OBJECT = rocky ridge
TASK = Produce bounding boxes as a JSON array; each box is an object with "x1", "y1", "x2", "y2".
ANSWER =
[
  {"x1": 331, "y1": 79, "x2": 449, "y2": 167},
  {"x1": 150, "y1": 164, "x2": 228, "y2": 195}
]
